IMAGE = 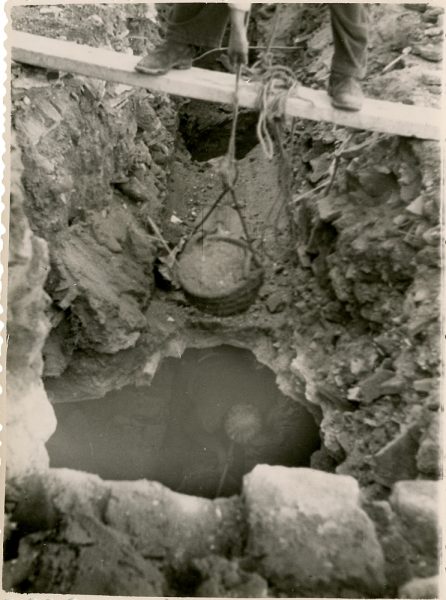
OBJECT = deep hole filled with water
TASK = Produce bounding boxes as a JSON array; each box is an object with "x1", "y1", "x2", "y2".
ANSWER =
[{"x1": 46, "y1": 346, "x2": 321, "y2": 498}]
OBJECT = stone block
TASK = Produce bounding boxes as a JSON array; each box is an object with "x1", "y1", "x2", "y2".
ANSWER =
[
  {"x1": 357, "y1": 369, "x2": 398, "y2": 404},
  {"x1": 416, "y1": 414, "x2": 440, "y2": 476},
  {"x1": 243, "y1": 465, "x2": 385, "y2": 596},
  {"x1": 54, "y1": 210, "x2": 156, "y2": 353},
  {"x1": 390, "y1": 481, "x2": 439, "y2": 561},
  {"x1": 5, "y1": 514, "x2": 165, "y2": 596},
  {"x1": 7, "y1": 473, "x2": 58, "y2": 535},
  {"x1": 365, "y1": 500, "x2": 412, "y2": 592},
  {"x1": 373, "y1": 425, "x2": 420, "y2": 487},
  {"x1": 398, "y1": 575, "x2": 438, "y2": 598},
  {"x1": 265, "y1": 290, "x2": 289, "y2": 314},
  {"x1": 44, "y1": 469, "x2": 112, "y2": 520},
  {"x1": 193, "y1": 556, "x2": 269, "y2": 597},
  {"x1": 5, "y1": 379, "x2": 56, "y2": 480},
  {"x1": 105, "y1": 479, "x2": 245, "y2": 568},
  {"x1": 8, "y1": 136, "x2": 51, "y2": 374},
  {"x1": 63, "y1": 515, "x2": 165, "y2": 596},
  {"x1": 316, "y1": 196, "x2": 342, "y2": 222},
  {"x1": 357, "y1": 168, "x2": 396, "y2": 198}
]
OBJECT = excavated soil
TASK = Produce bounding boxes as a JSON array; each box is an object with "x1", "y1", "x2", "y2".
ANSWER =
[
  {"x1": 178, "y1": 239, "x2": 249, "y2": 296},
  {"x1": 3, "y1": 2, "x2": 442, "y2": 598}
]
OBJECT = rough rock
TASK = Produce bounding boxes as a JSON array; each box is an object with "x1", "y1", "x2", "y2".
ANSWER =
[
  {"x1": 44, "y1": 469, "x2": 112, "y2": 520},
  {"x1": 5, "y1": 380, "x2": 57, "y2": 480},
  {"x1": 356, "y1": 368, "x2": 399, "y2": 404},
  {"x1": 364, "y1": 500, "x2": 412, "y2": 594},
  {"x1": 6, "y1": 473, "x2": 59, "y2": 537},
  {"x1": 7, "y1": 468, "x2": 247, "y2": 594},
  {"x1": 60, "y1": 515, "x2": 165, "y2": 595},
  {"x1": 373, "y1": 424, "x2": 420, "y2": 487},
  {"x1": 416, "y1": 413, "x2": 440, "y2": 476},
  {"x1": 7, "y1": 178, "x2": 50, "y2": 375},
  {"x1": 44, "y1": 341, "x2": 154, "y2": 403},
  {"x1": 41, "y1": 324, "x2": 70, "y2": 378},
  {"x1": 4, "y1": 514, "x2": 165, "y2": 595},
  {"x1": 398, "y1": 575, "x2": 439, "y2": 599},
  {"x1": 51, "y1": 202, "x2": 157, "y2": 353},
  {"x1": 309, "y1": 445, "x2": 337, "y2": 472},
  {"x1": 390, "y1": 480, "x2": 439, "y2": 572},
  {"x1": 104, "y1": 479, "x2": 245, "y2": 568},
  {"x1": 193, "y1": 556, "x2": 269, "y2": 597},
  {"x1": 243, "y1": 465, "x2": 385, "y2": 596},
  {"x1": 265, "y1": 290, "x2": 289, "y2": 314},
  {"x1": 12, "y1": 24, "x2": 175, "y2": 360},
  {"x1": 316, "y1": 195, "x2": 343, "y2": 222},
  {"x1": 6, "y1": 136, "x2": 57, "y2": 480},
  {"x1": 412, "y1": 43, "x2": 442, "y2": 62},
  {"x1": 422, "y1": 6, "x2": 443, "y2": 23}
]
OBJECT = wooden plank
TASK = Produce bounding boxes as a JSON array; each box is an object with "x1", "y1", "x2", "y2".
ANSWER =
[{"x1": 11, "y1": 30, "x2": 442, "y2": 141}]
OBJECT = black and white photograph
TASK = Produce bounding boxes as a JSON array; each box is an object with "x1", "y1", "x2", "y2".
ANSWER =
[{"x1": 0, "y1": 1, "x2": 443, "y2": 597}]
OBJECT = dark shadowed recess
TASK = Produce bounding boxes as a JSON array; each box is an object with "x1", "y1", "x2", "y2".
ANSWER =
[{"x1": 46, "y1": 345, "x2": 321, "y2": 498}]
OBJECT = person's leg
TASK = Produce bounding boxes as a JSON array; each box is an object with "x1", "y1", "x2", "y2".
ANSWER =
[
  {"x1": 136, "y1": 3, "x2": 230, "y2": 74},
  {"x1": 328, "y1": 4, "x2": 368, "y2": 111},
  {"x1": 330, "y1": 4, "x2": 368, "y2": 78},
  {"x1": 166, "y1": 3, "x2": 230, "y2": 48}
]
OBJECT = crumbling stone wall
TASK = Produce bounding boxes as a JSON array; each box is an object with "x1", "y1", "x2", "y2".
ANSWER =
[
  {"x1": 3, "y1": 465, "x2": 439, "y2": 596},
  {"x1": 291, "y1": 136, "x2": 441, "y2": 490},
  {"x1": 6, "y1": 135, "x2": 56, "y2": 480}
]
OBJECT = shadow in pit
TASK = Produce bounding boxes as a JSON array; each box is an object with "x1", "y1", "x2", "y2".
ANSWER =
[{"x1": 46, "y1": 345, "x2": 321, "y2": 498}]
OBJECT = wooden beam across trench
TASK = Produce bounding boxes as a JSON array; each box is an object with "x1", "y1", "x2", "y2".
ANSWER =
[{"x1": 11, "y1": 30, "x2": 442, "y2": 141}]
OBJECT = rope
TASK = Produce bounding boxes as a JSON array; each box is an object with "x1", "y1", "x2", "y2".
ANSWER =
[
  {"x1": 224, "y1": 66, "x2": 263, "y2": 267},
  {"x1": 183, "y1": 6, "x2": 311, "y2": 269},
  {"x1": 235, "y1": 4, "x2": 304, "y2": 252},
  {"x1": 272, "y1": 119, "x2": 297, "y2": 239},
  {"x1": 187, "y1": 64, "x2": 241, "y2": 240},
  {"x1": 215, "y1": 440, "x2": 234, "y2": 498},
  {"x1": 186, "y1": 63, "x2": 263, "y2": 269},
  {"x1": 242, "y1": 3, "x2": 310, "y2": 160},
  {"x1": 227, "y1": 65, "x2": 241, "y2": 165}
]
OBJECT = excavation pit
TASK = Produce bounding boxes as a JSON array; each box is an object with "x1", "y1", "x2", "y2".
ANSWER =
[{"x1": 46, "y1": 345, "x2": 321, "y2": 498}]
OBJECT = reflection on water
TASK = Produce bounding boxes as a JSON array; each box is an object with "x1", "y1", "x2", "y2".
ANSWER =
[{"x1": 47, "y1": 346, "x2": 321, "y2": 497}]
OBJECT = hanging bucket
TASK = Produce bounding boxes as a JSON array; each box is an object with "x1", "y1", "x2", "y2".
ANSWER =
[{"x1": 177, "y1": 234, "x2": 264, "y2": 317}]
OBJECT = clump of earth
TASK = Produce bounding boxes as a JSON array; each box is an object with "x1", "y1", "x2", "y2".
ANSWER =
[{"x1": 178, "y1": 238, "x2": 249, "y2": 295}]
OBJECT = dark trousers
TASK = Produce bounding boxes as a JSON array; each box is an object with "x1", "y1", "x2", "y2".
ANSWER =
[
  {"x1": 330, "y1": 4, "x2": 368, "y2": 78},
  {"x1": 166, "y1": 3, "x2": 368, "y2": 78},
  {"x1": 166, "y1": 3, "x2": 231, "y2": 47}
]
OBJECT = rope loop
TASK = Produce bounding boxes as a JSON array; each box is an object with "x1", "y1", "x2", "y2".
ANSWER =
[{"x1": 247, "y1": 53, "x2": 300, "y2": 160}]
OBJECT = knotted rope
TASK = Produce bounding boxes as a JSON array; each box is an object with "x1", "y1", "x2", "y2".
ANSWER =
[
  {"x1": 244, "y1": 4, "x2": 312, "y2": 160},
  {"x1": 252, "y1": 58, "x2": 300, "y2": 159}
]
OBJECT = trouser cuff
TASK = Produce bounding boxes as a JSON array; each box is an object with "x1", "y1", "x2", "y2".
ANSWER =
[
  {"x1": 331, "y1": 63, "x2": 366, "y2": 79},
  {"x1": 166, "y1": 32, "x2": 221, "y2": 48}
]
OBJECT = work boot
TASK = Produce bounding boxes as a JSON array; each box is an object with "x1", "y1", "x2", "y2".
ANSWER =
[
  {"x1": 328, "y1": 73, "x2": 364, "y2": 111},
  {"x1": 135, "y1": 41, "x2": 196, "y2": 75}
]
